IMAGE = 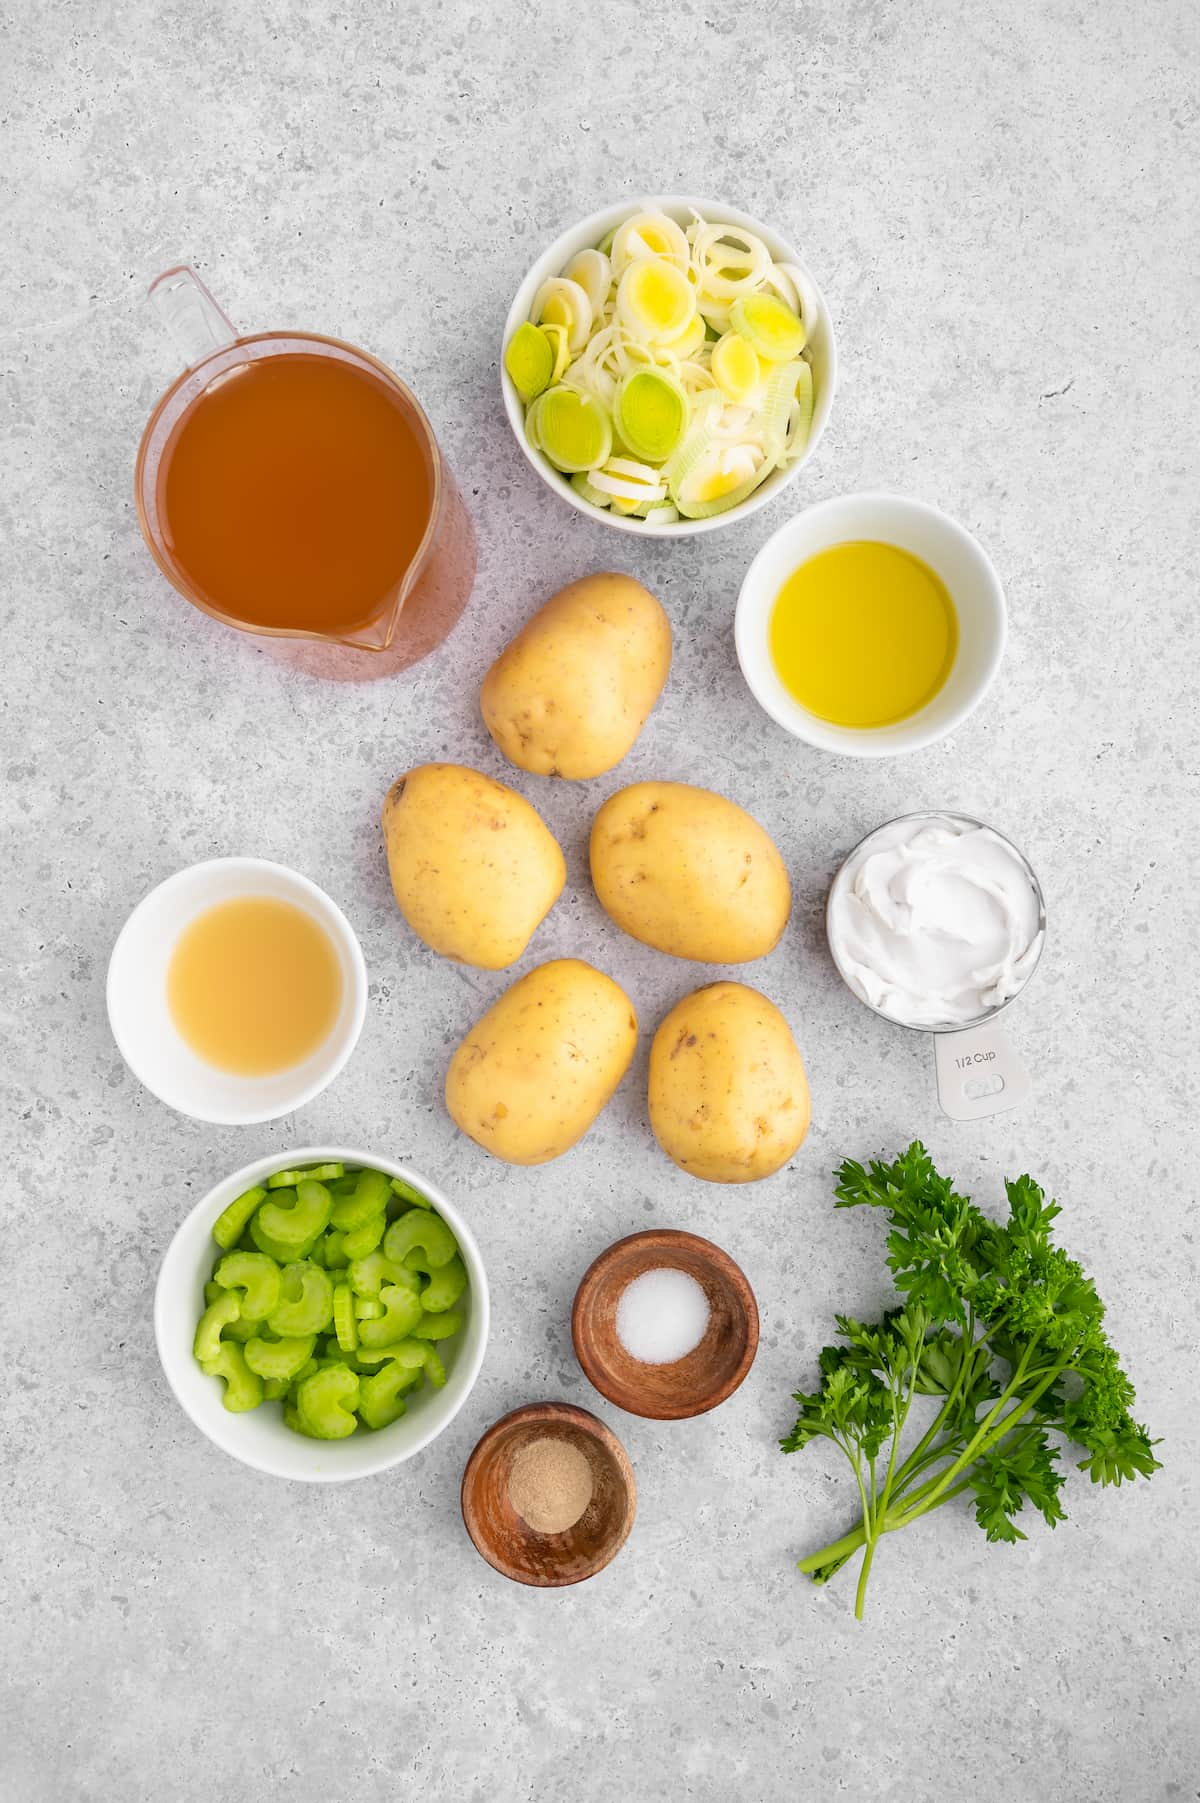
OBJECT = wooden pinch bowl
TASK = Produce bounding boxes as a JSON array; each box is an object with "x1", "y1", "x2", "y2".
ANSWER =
[
  {"x1": 571, "y1": 1229, "x2": 759, "y2": 1420},
  {"x1": 460, "y1": 1402, "x2": 636, "y2": 1587}
]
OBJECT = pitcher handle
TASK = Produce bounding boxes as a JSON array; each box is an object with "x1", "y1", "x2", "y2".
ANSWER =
[{"x1": 149, "y1": 265, "x2": 237, "y2": 367}]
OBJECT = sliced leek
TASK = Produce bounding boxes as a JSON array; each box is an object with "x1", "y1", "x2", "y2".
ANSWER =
[
  {"x1": 711, "y1": 330, "x2": 761, "y2": 404},
  {"x1": 531, "y1": 277, "x2": 593, "y2": 354},
  {"x1": 563, "y1": 247, "x2": 612, "y2": 315},
  {"x1": 615, "y1": 369, "x2": 689, "y2": 463},
  {"x1": 617, "y1": 258, "x2": 695, "y2": 343},
  {"x1": 729, "y1": 292, "x2": 806, "y2": 361},
  {"x1": 504, "y1": 322, "x2": 554, "y2": 403},
  {"x1": 509, "y1": 204, "x2": 822, "y2": 525},
  {"x1": 536, "y1": 386, "x2": 612, "y2": 473},
  {"x1": 611, "y1": 210, "x2": 690, "y2": 274}
]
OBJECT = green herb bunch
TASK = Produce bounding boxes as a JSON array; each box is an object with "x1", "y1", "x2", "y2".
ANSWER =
[{"x1": 783, "y1": 1143, "x2": 1160, "y2": 1619}]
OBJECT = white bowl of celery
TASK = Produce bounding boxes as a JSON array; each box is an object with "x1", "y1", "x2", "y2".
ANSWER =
[{"x1": 501, "y1": 197, "x2": 837, "y2": 536}]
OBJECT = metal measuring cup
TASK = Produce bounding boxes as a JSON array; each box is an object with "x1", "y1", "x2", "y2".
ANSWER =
[{"x1": 826, "y1": 811, "x2": 1046, "y2": 1121}]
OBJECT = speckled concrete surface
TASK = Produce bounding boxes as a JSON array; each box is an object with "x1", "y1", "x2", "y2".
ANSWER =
[{"x1": 3, "y1": 2, "x2": 1198, "y2": 1798}]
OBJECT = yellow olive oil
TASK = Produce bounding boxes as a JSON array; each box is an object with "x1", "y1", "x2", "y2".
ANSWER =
[
  {"x1": 168, "y1": 896, "x2": 342, "y2": 1076},
  {"x1": 769, "y1": 541, "x2": 958, "y2": 728}
]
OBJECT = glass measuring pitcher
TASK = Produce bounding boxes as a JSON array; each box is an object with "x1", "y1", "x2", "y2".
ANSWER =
[{"x1": 135, "y1": 267, "x2": 475, "y2": 676}]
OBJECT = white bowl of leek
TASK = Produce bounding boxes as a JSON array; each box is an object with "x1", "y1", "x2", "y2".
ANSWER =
[{"x1": 501, "y1": 197, "x2": 837, "y2": 537}]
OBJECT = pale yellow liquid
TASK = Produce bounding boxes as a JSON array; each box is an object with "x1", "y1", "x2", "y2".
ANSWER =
[
  {"x1": 167, "y1": 897, "x2": 342, "y2": 1076},
  {"x1": 769, "y1": 541, "x2": 958, "y2": 728}
]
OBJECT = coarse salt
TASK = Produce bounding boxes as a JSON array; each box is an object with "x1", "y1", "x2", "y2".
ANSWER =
[{"x1": 615, "y1": 1267, "x2": 710, "y2": 1365}]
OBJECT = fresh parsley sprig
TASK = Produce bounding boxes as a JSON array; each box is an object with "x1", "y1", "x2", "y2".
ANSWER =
[{"x1": 783, "y1": 1143, "x2": 1160, "y2": 1618}]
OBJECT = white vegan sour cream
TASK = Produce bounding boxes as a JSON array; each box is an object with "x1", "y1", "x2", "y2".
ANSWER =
[{"x1": 827, "y1": 814, "x2": 1044, "y2": 1029}]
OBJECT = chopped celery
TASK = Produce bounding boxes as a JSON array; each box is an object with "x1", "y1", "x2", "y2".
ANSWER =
[
  {"x1": 357, "y1": 1283, "x2": 423, "y2": 1348},
  {"x1": 412, "y1": 1253, "x2": 468, "y2": 1314},
  {"x1": 332, "y1": 1283, "x2": 359, "y2": 1353},
  {"x1": 243, "y1": 1334, "x2": 316, "y2": 1381},
  {"x1": 266, "y1": 1262, "x2": 334, "y2": 1337},
  {"x1": 341, "y1": 1213, "x2": 386, "y2": 1260},
  {"x1": 382, "y1": 1209, "x2": 459, "y2": 1271},
  {"x1": 212, "y1": 1186, "x2": 266, "y2": 1250},
  {"x1": 194, "y1": 1293, "x2": 241, "y2": 1363},
  {"x1": 213, "y1": 1251, "x2": 281, "y2": 1322},
  {"x1": 358, "y1": 1361, "x2": 420, "y2": 1431},
  {"x1": 348, "y1": 1249, "x2": 419, "y2": 1299},
  {"x1": 200, "y1": 1342, "x2": 264, "y2": 1413},
  {"x1": 330, "y1": 1167, "x2": 391, "y2": 1232},
  {"x1": 296, "y1": 1367, "x2": 360, "y2": 1439},
  {"x1": 254, "y1": 1179, "x2": 332, "y2": 1259},
  {"x1": 412, "y1": 1310, "x2": 463, "y2": 1341},
  {"x1": 194, "y1": 1162, "x2": 471, "y2": 1440},
  {"x1": 389, "y1": 1175, "x2": 432, "y2": 1210}
]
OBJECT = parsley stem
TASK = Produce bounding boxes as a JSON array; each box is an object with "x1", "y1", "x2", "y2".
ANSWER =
[
  {"x1": 797, "y1": 1523, "x2": 867, "y2": 1574},
  {"x1": 854, "y1": 1539, "x2": 876, "y2": 1620}
]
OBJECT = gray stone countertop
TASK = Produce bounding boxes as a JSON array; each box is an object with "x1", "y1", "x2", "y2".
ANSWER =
[{"x1": 3, "y1": 1, "x2": 1198, "y2": 1798}]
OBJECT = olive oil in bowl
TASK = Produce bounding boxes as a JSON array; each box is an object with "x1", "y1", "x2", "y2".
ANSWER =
[{"x1": 769, "y1": 540, "x2": 957, "y2": 728}]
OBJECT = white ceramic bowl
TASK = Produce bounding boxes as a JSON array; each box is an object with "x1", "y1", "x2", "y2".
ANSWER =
[
  {"x1": 735, "y1": 492, "x2": 1007, "y2": 757},
  {"x1": 107, "y1": 857, "x2": 367, "y2": 1124},
  {"x1": 501, "y1": 195, "x2": 837, "y2": 538},
  {"x1": 155, "y1": 1147, "x2": 490, "y2": 1481}
]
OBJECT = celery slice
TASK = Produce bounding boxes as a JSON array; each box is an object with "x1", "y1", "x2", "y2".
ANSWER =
[
  {"x1": 244, "y1": 1333, "x2": 316, "y2": 1381},
  {"x1": 615, "y1": 369, "x2": 689, "y2": 463},
  {"x1": 194, "y1": 1293, "x2": 242, "y2": 1363},
  {"x1": 296, "y1": 1366, "x2": 359, "y2": 1439},
  {"x1": 412, "y1": 1310, "x2": 463, "y2": 1341},
  {"x1": 505, "y1": 322, "x2": 554, "y2": 403},
  {"x1": 266, "y1": 1262, "x2": 334, "y2": 1337},
  {"x1": 341, "y1": 1213, "x2": 387, "y2": 1260},
  {"x1": 332, "y1": 1283, "x2": 359, "y2": 1353},
  {"x1": 213, "y1": 1251, "x2": 281, "y2": 1322},
  {"x1": 414, "y1": 1253, "x2": 468, "y2": 1314},
  {"x1": 330, "y1": 1167, "x2": 390, "y2": 1232},
  {"x1": 357, "y1": 1283, "x2": 424, "y2": 1348},
  {"x1": 389, "y1": 1175, "x2": 433, "y2": 1211},
  {"x1": 382, "y1": 1209, "x2": 459, "y2": 1270},
  {"x1": 201, "y1": 1341, "x2": 264, "y2": 1413},
  {"x1": 729, "y1": 291, "x2": 806, "y2": 361},
  {"x1": 535, "y1": 386, "x2": 612, "y2": 473},
  {"x1": 212, "y1": 1185, "x2": 266, "y2": 1250}
]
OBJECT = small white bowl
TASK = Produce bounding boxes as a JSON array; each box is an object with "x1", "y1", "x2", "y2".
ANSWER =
[
  {"x1": 734, "y1": 492, "x2": 1007, "y2": 757},
  {"x1": 155, "y1": 1146, "x2": 490, "y2": 1482},
  {"x1": 107, "y1": 857, "x2": 367, "y2": 1124},
  {"x1": 501, "y1": 195, "x2": 837, "y2": 538}
]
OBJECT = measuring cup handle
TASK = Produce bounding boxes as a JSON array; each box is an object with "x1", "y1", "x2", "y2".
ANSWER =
[
  {"x1": 148, "y1": 266, "x2": 237, "y2": 368},
  {"x1": 934, "y1": 1021, "x2": 1033, "y2": 1120}
]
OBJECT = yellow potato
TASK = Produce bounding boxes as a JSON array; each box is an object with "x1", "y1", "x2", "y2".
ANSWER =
[
  {"x1": 445, "y1": 959, "x2": 638, "y2": 1165},
  {"x1": 589, "y1": 780, "x2": 791, "y2": 962},
  {"x1": 480, "y1": 573, "x2": 671, "y2": 779},
  {"x1": 381, "y1": 763, "x2": 565, "y2": 969},
  {"x1": 648, "y1": 981, "x2": 810, "y2": 1183}
]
